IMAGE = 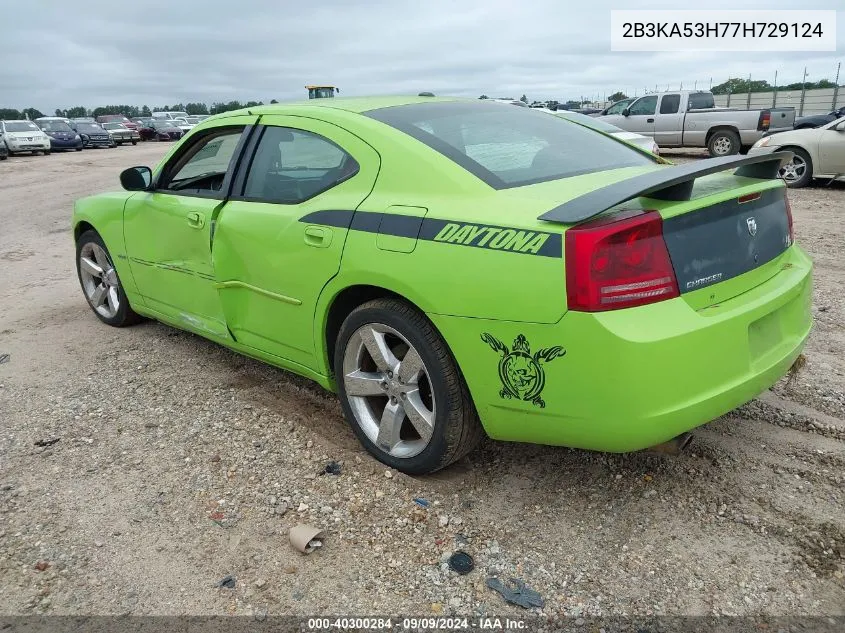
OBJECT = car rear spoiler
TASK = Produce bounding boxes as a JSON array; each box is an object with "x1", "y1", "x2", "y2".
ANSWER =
[{"x1": 538, "y1": 151, "x2": 793, "y2": 224}]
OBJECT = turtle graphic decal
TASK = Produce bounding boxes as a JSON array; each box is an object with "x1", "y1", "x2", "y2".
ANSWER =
[{"x1": 481, "y1": 333, "x2": 565, "y2": 408}]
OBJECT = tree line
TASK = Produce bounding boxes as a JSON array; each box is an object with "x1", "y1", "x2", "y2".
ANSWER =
[{"x1": 0, "y1": 99, "x2": 282, "y2": 121}]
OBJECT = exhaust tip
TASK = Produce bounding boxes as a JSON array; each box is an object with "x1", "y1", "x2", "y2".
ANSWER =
[{"x1": 646, "y1": 432, "x2": 694, "y2": 456}]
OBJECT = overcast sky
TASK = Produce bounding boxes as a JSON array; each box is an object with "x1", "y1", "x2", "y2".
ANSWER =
[{"x1": 1, "y1": 0, "x2": 842, "y2": 111}]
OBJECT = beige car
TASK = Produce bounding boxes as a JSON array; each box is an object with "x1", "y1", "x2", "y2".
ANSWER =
[{"x1": 749, "y1": 115, "x2": 845, "y2": 188}]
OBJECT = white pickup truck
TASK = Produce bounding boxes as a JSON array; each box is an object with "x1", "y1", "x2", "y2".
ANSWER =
[{"x1": 598, "y1": 90, "x2": 795, "y2": 157}]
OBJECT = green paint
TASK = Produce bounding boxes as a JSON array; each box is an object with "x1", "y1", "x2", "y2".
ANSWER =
[{"x1": 72, "y1": 96, "x2": 813, "y2": 455}]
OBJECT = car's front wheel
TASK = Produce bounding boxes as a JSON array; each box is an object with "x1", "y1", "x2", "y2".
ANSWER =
[
  {"x1": 334, "y1": 298, "x2": 483, "y2": 475},
  {"x1": 779, "y1": 148, "x2": 813, "y2": 188},
  {"x1": 76, "y1": 230, "x2": 142, "y2": 327}
]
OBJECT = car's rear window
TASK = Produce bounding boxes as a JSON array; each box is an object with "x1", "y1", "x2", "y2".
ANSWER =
[{"x1": 365, "y1": 101, "x2": 655, "y2": 189}]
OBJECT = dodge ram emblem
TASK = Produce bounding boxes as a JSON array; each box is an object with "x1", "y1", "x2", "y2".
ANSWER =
[{"x1": 746, "y1": 217, "x2": 758, "y2": 236}]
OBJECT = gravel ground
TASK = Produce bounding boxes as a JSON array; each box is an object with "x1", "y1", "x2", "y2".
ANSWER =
[{"x1": 0, "y1": 145, "x2": 843, "y2": 618}]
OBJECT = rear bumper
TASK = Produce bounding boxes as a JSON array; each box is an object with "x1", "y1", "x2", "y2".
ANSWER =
[{"x1": 430, "y1": 245, "x2": 813, "y2": 452}]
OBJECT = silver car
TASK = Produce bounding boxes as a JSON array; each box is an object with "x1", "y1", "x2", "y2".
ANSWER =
[
  {"x1": 749, "y1": 116, "x2": 845, "y2": 188},
  {"x1": 102, "y1": 123, "x2": 140, "y2": 146},
  {"x1": 0, "y1": 119, "x2": 51, "y2": 155}
]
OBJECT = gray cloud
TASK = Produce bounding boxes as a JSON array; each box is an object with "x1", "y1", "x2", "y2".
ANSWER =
[{"x1": 0, "y1": 0, "x2": 842, "y2": 111}]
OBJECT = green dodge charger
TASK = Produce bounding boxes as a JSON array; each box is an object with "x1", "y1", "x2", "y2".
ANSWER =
[{"x1": 72, "y1": 96, "x2": 813, "y2": 474}]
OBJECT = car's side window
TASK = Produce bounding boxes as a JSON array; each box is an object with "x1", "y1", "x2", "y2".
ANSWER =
[
  {"x1": 629, "y1": 96, "x2": 657, "y2": 116},
  {"x1": 241, "y1": 126, "x2": 359, "y2": 204},
  {"x1": 158, "y1": 127, "x2": 245, "y2": 196},
  {"x1": 659, "y1": 94, "x2": 680, "y2": 114},
  {"x1": 606, "y1": 100, "x2": 630, "y2": 115}
]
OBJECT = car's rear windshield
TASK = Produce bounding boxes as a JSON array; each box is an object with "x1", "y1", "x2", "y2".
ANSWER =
[{"x1": 365, "y1": 101, "x2": 655, "y2": 189}]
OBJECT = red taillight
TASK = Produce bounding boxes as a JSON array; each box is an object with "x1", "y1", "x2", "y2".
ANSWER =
[
  {"x1": 760, "y1": 111, "x2": 771, "y2": 130},
  {"x1": 784, "y1": 190, "x2": 794, "y2": 245},
  {"x1": 565, "y1": 211, "x2": 679, "y2": 312}
]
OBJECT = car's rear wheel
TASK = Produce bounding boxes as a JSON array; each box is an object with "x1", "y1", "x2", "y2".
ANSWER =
[
  {"x1": 42, "y1": 150, "x2": 50, "y2": 156},
  {"x1": 707, "y1": 129, "x2": 740, "y2": 157},
  {"x1": 76, "y1": 230, "x2": 142, "y2": 327},
  {"x1": 334, "y1": 298, "x2": 483, "y2": 475},
  {"x1": 779, "y1": 148, "x2": 813, "y2": 188}
]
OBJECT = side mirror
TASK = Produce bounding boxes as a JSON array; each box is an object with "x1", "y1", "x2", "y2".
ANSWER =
[
  {"x1": 120, "y1": 166, "x2": 152, "y2": 191},
  {"x1": 835, "y1": 122, "x2": 845, "y2": 132},
  {"x1": 622, "y1": 107, "x2": 631, "y2": 117}
]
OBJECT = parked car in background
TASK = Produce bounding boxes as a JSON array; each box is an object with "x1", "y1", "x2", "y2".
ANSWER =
[
  {"x1": 749, "y1": 115, "x2": 845, "y2": 188},
  {"x1": 102, "y1": 122, "x2": 140, "y2": 145},
  {"x1": 0, "y1": 120, "x2": 52, "y2": 155},
  {"x1": 599, "y1": 90, "x2": 795, "y2": 157},
  {"x1": 145, "y1": 119, "x2": 183, "y2": 141},
  {"x1": 69, "y1": 120, "x2": 113, "y2": 148},
  {"x1": 96, "y1": 114, "x2": 138, "y2": 130},
  {"x1": 34, "y1": 117, "x2": 83, "y2": 151},
  {"x1": 151, "y1": 111, "x2": 190, "y2": 121},
  {"x1": 794, "y1": 106, "x2": 845, "y2": 130},
  {"x1": 552, "y1": 110, "x2": 661, "y2": 155},
  {"x1": 573, "y1": 107, "x2": 602, "y2": 116},
  {"x1": 599, "y1": 98, "x2": 635, "y2": 116},
  {"x1": 171, "y1": 117, "x2": 196, "y2": 134},
  {"x1": 131, "y1": 118, "x2": 155, "y2": 137}
]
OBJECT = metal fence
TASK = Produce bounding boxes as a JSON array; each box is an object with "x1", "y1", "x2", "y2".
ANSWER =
[
  {"x1": 714, "y1": 87, "x2": 843, "y2": 116},
  {"x1": 589, "y1": 62, "x2": 845, "y2": 116}
]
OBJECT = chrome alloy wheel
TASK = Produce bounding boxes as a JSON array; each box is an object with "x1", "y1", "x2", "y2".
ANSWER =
[
  {"x1": 79, "y1": 242, "x2": 120, "y2": 319},
  {"x1": 779, "y1": 155, "x2": 807, "y2": 183},
  {"x1": 342, "y1": 323, "x2": 436, "y2": 458},
  {"x1": 712, "y1": 135, "x2": 733, "y2": 156}
]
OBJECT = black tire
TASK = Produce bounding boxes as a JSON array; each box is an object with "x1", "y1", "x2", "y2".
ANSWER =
[
  {"x1": 75, "y1": 230, "x2": 142, "y2": 327},
  {"x1": 707, "y1": 129, "x2": 740, "y2": 157},
  {"x1": 75, "y1": 147, "x2": 82, "y2": 152},
  {"x1": 334, "y1": 298, "x2": 483, "y2": 475},
  {"x1": 131, "y1": 140, "x2": 137, "y2": 145},
  {"x1": 0, "y1": 154, "x2": 6, "y2": 160},
  {"x1": 780, "y1": 147, "x2": 813, "y2": 189},
  {"x1": 43, "y1": 150, "x2": 50, "y2": 156}
]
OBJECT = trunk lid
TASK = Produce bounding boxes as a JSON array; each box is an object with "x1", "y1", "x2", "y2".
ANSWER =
[
  {"x1": 659, "y1": 178, "x2": 792, "y2": 307},
  {"x1": 535, "y1": 152, "x2": 794, "y2": 310}
]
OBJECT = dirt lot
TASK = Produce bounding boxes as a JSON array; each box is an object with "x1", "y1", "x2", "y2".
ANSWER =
[{"x1": 0, "y1": 145, "x2": 843, "y2": 618}]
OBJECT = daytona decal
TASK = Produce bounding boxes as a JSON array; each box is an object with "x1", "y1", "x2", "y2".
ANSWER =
[
  {"x1": 298, "y1": 211, "x2": 562, "y2": 258},
  {"x1": 427, "y1": 222, "x2": 552, "y2": 255},
  {"x1": 481, "y1": 333, "x2": 565, "y2": 408}
]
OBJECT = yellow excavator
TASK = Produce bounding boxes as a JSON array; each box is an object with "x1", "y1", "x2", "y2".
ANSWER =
[{"x1": 306, "y1": 85, "x2": 339, "y2": 99}]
